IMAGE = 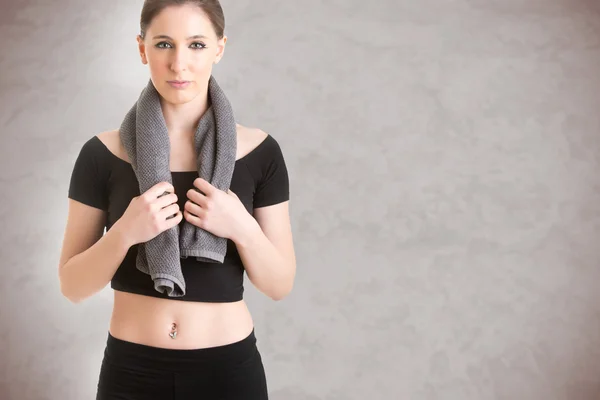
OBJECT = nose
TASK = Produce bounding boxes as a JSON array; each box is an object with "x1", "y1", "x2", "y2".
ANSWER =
[{"x1": 170, "y1": 48, "x2": 188, "y2": 73}]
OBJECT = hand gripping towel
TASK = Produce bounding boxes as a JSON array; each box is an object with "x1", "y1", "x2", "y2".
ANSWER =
[{"x1": 119, "y1": 76, "x2": 237, "y2": 297}]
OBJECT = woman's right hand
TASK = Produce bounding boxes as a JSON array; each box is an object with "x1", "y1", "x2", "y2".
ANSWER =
[{"x1": 114, "y1": 181, "x2": 183, "y2": 247}]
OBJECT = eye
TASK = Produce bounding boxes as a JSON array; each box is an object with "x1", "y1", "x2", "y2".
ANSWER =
[
  {"x1": 190, "y1": 42, "x2": 206, "y2": 50},
  {"x1": 154, "y1": 41, "x2": 206, "y2": 50}
]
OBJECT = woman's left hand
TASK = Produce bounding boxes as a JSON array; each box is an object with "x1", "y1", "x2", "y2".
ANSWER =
[{"x1": 183, "y1": 178, "x2": 254, "y2": 242}]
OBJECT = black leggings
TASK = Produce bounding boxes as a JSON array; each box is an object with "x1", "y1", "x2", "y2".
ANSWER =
[{"x1": 96, "y1": 329, "x2": 268, "y2": 399}]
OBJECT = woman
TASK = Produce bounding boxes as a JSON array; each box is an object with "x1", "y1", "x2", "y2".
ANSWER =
[{"x1": 58, "y1": 0, "x2": 296, "y2": 398}]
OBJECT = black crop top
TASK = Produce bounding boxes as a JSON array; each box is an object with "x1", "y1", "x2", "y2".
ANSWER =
[{"x1": 67, "y1": 134, "x2": 289, "y2": 302}]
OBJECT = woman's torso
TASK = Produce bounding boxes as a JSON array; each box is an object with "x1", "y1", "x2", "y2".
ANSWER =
[
  {"x1": 109, "y1": 290, "x2": 254, "y2": 349},
  {"x1": 99, "y1": 124, "x2": 267, "y2": 349}
]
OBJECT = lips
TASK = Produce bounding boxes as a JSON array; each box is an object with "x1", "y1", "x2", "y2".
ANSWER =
[{"x1": 167, "y1": 80, "x2": 191, "y2": 89}]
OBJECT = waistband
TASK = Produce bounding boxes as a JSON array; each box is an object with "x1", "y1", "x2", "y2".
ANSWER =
[{"x1": 103, "y1": 328, "x2": 257, "y2": 372}]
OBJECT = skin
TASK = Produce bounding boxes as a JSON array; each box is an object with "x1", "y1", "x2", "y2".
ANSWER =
[{"x1": 58, "y1": 3, "x2": 296, "y2": 350}]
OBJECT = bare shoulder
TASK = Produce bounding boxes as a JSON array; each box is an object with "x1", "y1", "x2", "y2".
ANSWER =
[
  {"x1": 236, "y1": 123, "x2": 269, "y2": 159},
  {"x1": 97, "y1": 129, "x2": 130, "y2": 163},
  {"x1": 96, "y1": 125, "x2": 268, "y2": 162}
]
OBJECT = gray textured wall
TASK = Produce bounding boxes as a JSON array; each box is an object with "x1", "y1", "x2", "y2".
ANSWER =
[{"x1": 2, "y1": 0, "x2": 600, "y2": 399}]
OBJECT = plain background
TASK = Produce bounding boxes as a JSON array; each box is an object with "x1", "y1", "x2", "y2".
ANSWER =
[{"x1": 2, "y1": 0, "x2": 600, "y2": 399}]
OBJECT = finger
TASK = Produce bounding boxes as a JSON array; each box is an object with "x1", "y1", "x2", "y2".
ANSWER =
[
  {"x1": 187, "y1": 188, "x2": 208, "y2": 207},
  {"x1": 193, "y1": 178, "x2": 214, "y2": 196},
  {"x1": 228, "y1": 189, "x2": 238, "y2": 199},
  {"x1": 184, "y1": 200, "x2": 204, "y2": 217},
  {"x1": 159, "y1": 203, "x2": 180, "y2": 219},
  {"x1": 166, "y1": 210, "x2": 183, "y2": 227},
  {"x1": 147, "y1": 181, "x2": 175, "y2": 199},
  {"x1": 183, "y1": 210, "x2": 203, "y2": 228},
  {"x1": 154, "y1": 193, "x2": 178, "y2": 209}
]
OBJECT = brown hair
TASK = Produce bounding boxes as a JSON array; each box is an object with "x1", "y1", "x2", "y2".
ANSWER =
[{"x1": 140, "y1": 0, "x2": 225, "y2": 40}]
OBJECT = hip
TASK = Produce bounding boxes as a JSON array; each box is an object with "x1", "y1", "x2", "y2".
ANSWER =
[{"x1": 97, "y1": 328, "x2": 269, "y2": 399}]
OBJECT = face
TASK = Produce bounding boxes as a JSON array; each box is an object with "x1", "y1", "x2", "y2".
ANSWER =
[{"x1": 136, "y1": 4, "x2": 226, "y2": 105}]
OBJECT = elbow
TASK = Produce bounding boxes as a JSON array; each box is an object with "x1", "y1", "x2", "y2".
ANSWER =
[
  {"x1": 59, "y1": 272, "x2": 85, "y2": 304},
  {"x1": 270, "y1": 269, "x2": 295, "y2": 301},
  {"x1": 60, "y1": 283, "x2": 84, "y2": 304},
  {"x1": 270, "y1": 293, "x2": 289, "y2": 301},
  {"x1": 269, "y1": 283, "x2": 294, "y2": 301},
  {"x1": 65, "y1": 296, "x2": 84, "y2": 305},
  {"x1": 250, "y1": 264, "x2": 296, "y2": 301},
  {"x1": 62, "y1": 290, "x2": 87, "y2": 304}
]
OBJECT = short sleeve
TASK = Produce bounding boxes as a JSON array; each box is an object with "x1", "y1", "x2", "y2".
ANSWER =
[
  {"x1": 68, "y1": 137, "x2": 109, "y2": 211},
  {"x1": 253, "y1": 136, "x2": 290, "y2": 208}
]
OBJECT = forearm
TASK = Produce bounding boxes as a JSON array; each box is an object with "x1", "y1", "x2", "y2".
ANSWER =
[
  {"x1": 59, "y1": 223, "x2": 131, "y2": 303},
  {"x1": 234, "y1": 219, "x2": 295, "y2": 301}
]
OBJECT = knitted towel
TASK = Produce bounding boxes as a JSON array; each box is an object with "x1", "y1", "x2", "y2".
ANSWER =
[{"x1": 119, "y1": 76, "x2": 237, "y2": 297}]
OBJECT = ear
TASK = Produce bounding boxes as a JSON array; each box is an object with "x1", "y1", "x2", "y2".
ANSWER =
[
  {"x1": 137, "y1": 35, "x2": 148, "y2": 65},
  {"x1": 214, "y1": 36, "x2": 227, "y2": 64}
]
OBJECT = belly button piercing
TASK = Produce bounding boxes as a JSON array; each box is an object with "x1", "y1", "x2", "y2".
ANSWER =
[{"x1": 169, "y1": 323, "x2": 178, "y2": 339}]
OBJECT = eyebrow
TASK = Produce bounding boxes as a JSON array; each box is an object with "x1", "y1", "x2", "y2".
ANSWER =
[{"x1": 152, "y1": 34, "x2": 208, "y2": 40}]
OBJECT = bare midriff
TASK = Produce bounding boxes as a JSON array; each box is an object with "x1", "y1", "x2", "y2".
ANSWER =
[{"x1": 108, "y1": 290, "x2": 255, "y2": 349}]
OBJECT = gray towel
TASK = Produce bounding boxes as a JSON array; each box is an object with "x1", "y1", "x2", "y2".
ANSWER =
[{"x1": 119, "y1": 75, "x2": 237, "y2": 297}]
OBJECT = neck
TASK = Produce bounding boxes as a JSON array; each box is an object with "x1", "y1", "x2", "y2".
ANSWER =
[{"x1": 160, "y1": 92, "x2": 209, "y2": 138}]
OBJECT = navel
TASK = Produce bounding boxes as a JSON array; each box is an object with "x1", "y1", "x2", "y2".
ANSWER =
[{"x1": 169, "y1": 322, "x2": 178, "y2": 339}]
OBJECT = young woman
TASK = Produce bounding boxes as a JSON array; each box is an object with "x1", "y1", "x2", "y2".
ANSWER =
[{"x1": 58, "y1": 0, "x2": 296, "y2": 398}]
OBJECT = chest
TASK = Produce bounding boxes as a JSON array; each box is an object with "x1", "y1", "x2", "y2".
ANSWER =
[
  {"x1": 127, "y1": 133, "x2": 253, "y2": 172},
  {"x1": 168, "y1": 137, "x2": 198, "y2": 171}
]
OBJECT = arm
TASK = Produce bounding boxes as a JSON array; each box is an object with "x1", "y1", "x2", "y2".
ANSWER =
[
  {"x1": 58, "y1": 199, "x2": 131, "y2": 303},
  {"x1": 233, "y1": 201, "x2": 296, "y2": 301}
]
